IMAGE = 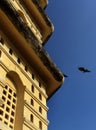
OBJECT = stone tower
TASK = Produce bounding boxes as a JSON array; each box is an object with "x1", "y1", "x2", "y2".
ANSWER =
[{"x1": 0, "y1": 0, "x2": 64, "y2": 130}]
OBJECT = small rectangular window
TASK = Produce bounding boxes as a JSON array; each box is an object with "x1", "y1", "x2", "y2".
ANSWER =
[
  {"x1": 32, "y1": 74, "x2": 34, "y2": 80},
  {"x1": 0, "y1": 109, "x2": 3, "y2": 115},
  {"x1": 30, "y1": 114, "x2": 33, "y2": 122},
  {"x1": 31, "y1": 85, "x2": 34, "y2": 93},
  {"x1": 0, "y1": 36, "x2": 4, "y2": 45},
  {"x1": 13, "y1": 98, "x2": 16, "y2": 103},
  {"x1": 3, "y1": 90, "x2": 7, "y2": 95},
  {"x1": 39, "y1": 93, "x2": 42, "y2": 100},
  {"x1": 39, "y1": 106, "x2": 42, "y2": 114},
  {"x1": 5, "y1": 85, "x2": 8, "y2": 89},
  {"x1": 9, "y1": 49, "x2": 13, "y2": 55},
  {"x1": 9, "y1": 88, "x2": 12, "y2": 94},
  {"x1": 13, "y1": 93, "x2": 16, "y2": 98},
  {"x1": 10, "y1": 118, "x2": 14, "y2": 123},
  {"x1": 9, "y1": 125, "x2": 13, "y2": 129},
  {"x1": 5, "y1": 114, "x2": 9, "y2": 119},
  {"x1": 31, "y1": 99, "x2": 34, "y2": 106},
  {"x1": 39, "y1": 121, "x2": 42, "y2": 130},
  {"x1": 39, "y1": 82, "x2": 41, "y2": 88},
  {"x1": 17, "y1": 58, "x2": 21, "y2": 64},
  {"x1": 8, "y1": 94, "x2": 11, "y2": 100},
  {"x1": 2, "y1": 96, "x2": 6, "y2": 101},
  {"x1": 11, "y1": 111, "x2": 15, "y2": 116},
  {"x1": 7, "y1": 100, "x2": 11, "y2": 106},
  {"x1": 6, "y1": 107, "x2": 10, "y2": 113},
  {"x1": 12, "y1": 104, "x2": 15, "y2": 110}
]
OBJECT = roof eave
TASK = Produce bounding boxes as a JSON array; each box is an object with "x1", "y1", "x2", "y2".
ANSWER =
[
  {"x1": 21, "y1": 0, "x2": 54, "y2": 45},
  {"x1": 0, "y1": 0, "x2": 64, "y2": 99}
]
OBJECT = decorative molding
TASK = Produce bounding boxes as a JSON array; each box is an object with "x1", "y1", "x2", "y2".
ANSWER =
[
  {"x1": 24, "y1": 118, "x2": 40, "y2": 130},
  {"x1": 0, "y1": 44, "x2": 47, "y2": 98},
  {"x1": 25, "y1": 88, "x2": 48, "y2": 111},
  {"x1": 24, "y1": 100, "x2": 49, "y2": 126},
  {"x1": 0, "y1": 0, "x2": 63, "y2": 82}
]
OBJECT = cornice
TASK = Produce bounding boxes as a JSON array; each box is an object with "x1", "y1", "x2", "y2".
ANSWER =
[
  {"x1": 0, "y1": 0, "x2": 63, "y2": 81},
  {"x1": 0, "y1": 0, "x2": 64, "y2": 99},
  {"x1": 20, "y1": 0, "x2": 54, "y2": 44},
  {"x1": 0, "y1": 45, "x2": 48, "y2": 99}
]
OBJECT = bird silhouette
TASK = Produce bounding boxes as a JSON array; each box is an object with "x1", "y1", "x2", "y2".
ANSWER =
[
  {"x1": 63, "y1": 73, "x2": 68, "y2": 78},
  {"x1": 78, "y1": 67, "x2": 91, "y2": 73}
]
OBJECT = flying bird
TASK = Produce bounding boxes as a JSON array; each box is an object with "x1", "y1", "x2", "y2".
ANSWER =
[
  {"x1": 78, "y1": 67, "x2": 91, "y2": 73},
  {"x1": 63, "y1": 73, "x2": 68, "y2": 78}
]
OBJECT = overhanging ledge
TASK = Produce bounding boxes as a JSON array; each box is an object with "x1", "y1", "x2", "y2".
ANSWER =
[
  {"x1": 20, "y1": 0, "x2": 54, "y2": 44},
  {"x1": 0, "y1": 0, "x2": 64, "y2": 99}
]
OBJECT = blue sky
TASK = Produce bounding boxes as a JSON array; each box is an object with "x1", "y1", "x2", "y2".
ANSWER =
[{"x1": 45, "y1": 0, "x2": 96, "y2": 130}]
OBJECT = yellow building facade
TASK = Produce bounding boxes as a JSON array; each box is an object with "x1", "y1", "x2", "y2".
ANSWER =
[{"x1": 0, "y1": 0, "x2": 64, "y2": 130}]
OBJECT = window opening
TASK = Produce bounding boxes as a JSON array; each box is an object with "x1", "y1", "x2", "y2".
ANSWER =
[
  {"x1": 39, "y1": 121, "x2": 42, "y2": 130},
  {"x1": 31, "y1": 85, "x2": 34, "y2": 93},
  {"x1": 31, "y1": 99, "x2": 34, "y2": 106},
  {"x1": 5, "y1": 114, "x2": 9, "y2": 120},
  {"x1": 30, "y1": 114, "x2": 33, "y2": 123},
  {"x1": 39, "y1": 93, "x2": 42, "y2": 100},
  {"x1": 0, "y1": 36, "x2": 4, "y2": 44},
  {"x1": 32, "y1": 74, "x2": 34, "y2": 80},
  {"x1": 9, "y1": 49, "x2": 13, "y2": 55},
  {"x1": 39, "y1": 106, "x2": 42, "y2": 114},
  {"x1": 0, "y1": 109, "x2": 3, "y2": 115},
  {"x1": 25, "y1": 66, "x2": 28, "y2": 72},
  {"x1": 17, "y1": 57, "x2": 21, "y2": 64},
  {"x1": 39, "y1": 82, "x2": 41, "y2": 88}
]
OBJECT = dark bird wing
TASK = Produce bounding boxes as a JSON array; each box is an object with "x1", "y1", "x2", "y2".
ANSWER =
[
  {"x1": 63, "y1": 73, "x2": 68, "y2": 78},
  {"x1": 78, "y1": 67, "x2": 91, "y2": 73},
  {"x1": 78, "y1": 67, "x2": 85, "y2": 72}
]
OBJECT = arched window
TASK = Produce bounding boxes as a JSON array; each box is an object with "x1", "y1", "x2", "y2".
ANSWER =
[
  {"x1": 30, "y1": 114, "x2": 33, "y2": 123},
  {"x1": 31, "y1": 99, "x2": 34, "y2": 106},
  {"x1": 5, "y1": 71, "x2": 25, "y2": 130},
  {"x1": 31, "y1": 85, "x2": 34, "y2": 93},
  {"x1": 39, "y1": 106, "x2": 42, "y2": 114},
  {"x1": 39, "y1": 121, "x2": 42, "y2": 130},
  {"x1": 39, "y1": 93, "x2": 42, "y2": 100}
]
